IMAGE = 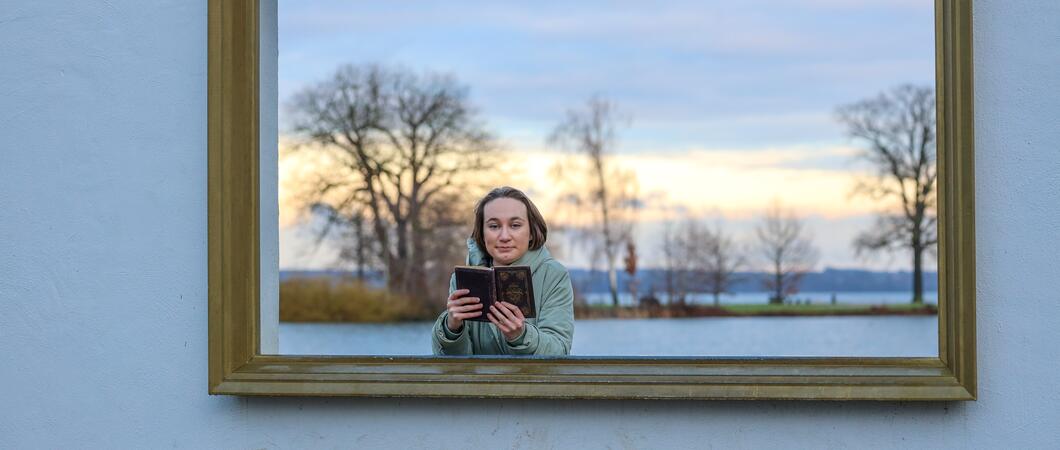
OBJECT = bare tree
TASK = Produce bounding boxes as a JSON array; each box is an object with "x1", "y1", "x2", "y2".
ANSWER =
[
  {"x1": 699, "y1": 222, "x2": 745, "y2": 307},
  {"x1": 674, "y1": 220, "x2": 714, "y2": 306},
  {"x1": 659, "y1": 223, "x2": 688, "y2": 305},
  {"x1": 285, "y1": 64, "x2": 500, "y2": 302},
  {"x1": 837, "y1": 84, "x2": 938, "y2": 304},
  {"x1": 658, "y1": 219, "x2": 745, "y2": 307},
  {"x1": 755, "y1": 201, "x2": 818, "y2": 304},
  {"x1": 548, "y1": 96, "x2": 637, "y2": 307}
]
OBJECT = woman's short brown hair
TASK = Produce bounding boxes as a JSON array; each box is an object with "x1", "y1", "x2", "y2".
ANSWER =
[{"x1": 471, "y1": 186, "x2": 548, "y2": 263}]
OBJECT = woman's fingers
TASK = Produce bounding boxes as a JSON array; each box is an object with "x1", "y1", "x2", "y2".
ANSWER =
[
  {"x1": 490, "y1": 305, "x2": 517, "y2": 329},
  {"x1": 486, "y1": 310, "x2": 502, "y2": 327},
  {"x1": 447, "y1": 296, "x2": 480, "y2": 307},
  {"x1": 451, "y1": 303, "x2": 483, "y2": 313},
  {"x1": 455, "y1": 299, "x2": 525, "y2": 338},
  {"x1": 498, "y1": 301, "x2": 525, "y2": 320},
  {"x1": 449, "y1": 299, "x2": 482, "y2": 320},
  {"x1": 489, "y1": 304, "x2": 525, "y2": 342},
  {"x1": 445, "y1": 292, "x2": 479, "y2": 330},
  {"x1": 486, "y1": 311, "x2": 508, "y2": 332},
  {"x1": 490, "y1": 306, "x2": 514, "y2": 326},
  {"x1": 488, "y1": 310, "x2": 515, "y2": 331},
  {"x1": 493, "y1": 303, "x2": 520, "y2": 322}
]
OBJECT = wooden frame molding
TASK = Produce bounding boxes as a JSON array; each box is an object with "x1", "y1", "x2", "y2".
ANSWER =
[{"x1": 209, "y1": 0, "x2": 976, "y2": 400}]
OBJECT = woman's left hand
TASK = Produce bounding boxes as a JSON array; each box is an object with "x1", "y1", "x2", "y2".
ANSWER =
[{"x1": 487, "y1": 302, "x2": 526, "y2": 342}]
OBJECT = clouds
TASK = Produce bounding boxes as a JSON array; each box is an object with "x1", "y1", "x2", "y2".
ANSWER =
[
  {"x1": 278, "y1": 0, "x2": 935, "y2": 137},
  {"x1": 281, "y1": 0, "x2": 932, "y2": 58},
  {"x1": 507, "y1": 145, "x2": 874, "y2": 220}
]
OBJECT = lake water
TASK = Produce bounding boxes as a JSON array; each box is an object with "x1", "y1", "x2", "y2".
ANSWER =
[{"x1": 278, "y1": 315, "x2": 938, "y2": 357}]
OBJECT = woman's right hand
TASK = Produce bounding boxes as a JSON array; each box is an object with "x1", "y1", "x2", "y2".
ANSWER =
[{"x1": 445, "y1": 289, "x2": 482, "y2": 332}]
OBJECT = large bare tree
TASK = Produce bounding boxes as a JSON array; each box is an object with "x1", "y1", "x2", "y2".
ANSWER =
[
  {"x1": 837, "y1": 84, "x2": 938, "y2": 304},
  {"x1": 285, "y1": 64, "x2": 499, "y2": 301},
  {"x1": 755, "y1": 201, "x2": 818, "y2": 304},
  {"x1": 547, "y1": 96, "x2": 637, "y2": 307}
]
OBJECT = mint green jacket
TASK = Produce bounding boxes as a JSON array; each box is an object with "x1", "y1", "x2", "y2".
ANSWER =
[{"x1": 431, "y1": 239, "x2": 574, "y2": 356}]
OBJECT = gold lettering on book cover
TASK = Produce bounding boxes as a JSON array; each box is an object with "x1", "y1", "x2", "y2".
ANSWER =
[{"x1": 498, "y1": 271, "x2": 532, "y2": 316}]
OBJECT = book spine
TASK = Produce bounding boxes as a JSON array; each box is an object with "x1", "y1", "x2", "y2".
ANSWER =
[{"x1": 490, "y1": 271, "x2": 498, "y2": 310}]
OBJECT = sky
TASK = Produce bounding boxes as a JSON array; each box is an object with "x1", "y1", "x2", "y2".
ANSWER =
[{"x1": 276, "y1": 0, "x2": 937, "y2": 271}]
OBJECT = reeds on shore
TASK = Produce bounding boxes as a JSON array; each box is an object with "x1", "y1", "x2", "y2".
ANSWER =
[{"x1": 280, "y1": 277, "x2": 435, "y2": 322}]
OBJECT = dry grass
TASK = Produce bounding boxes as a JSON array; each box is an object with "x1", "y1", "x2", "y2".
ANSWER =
[{"x1": 279, "y1": 277, "x2": 435, "y2": 322}]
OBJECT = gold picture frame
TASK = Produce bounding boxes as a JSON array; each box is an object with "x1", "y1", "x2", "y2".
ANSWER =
[{"x1": 209, "y1": 0, "x2": 975, "y2": 400}]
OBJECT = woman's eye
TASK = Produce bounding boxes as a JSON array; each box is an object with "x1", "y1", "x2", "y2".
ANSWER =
[{"x1": 488, "y1": 224, "x2": 499, "y2": 229}]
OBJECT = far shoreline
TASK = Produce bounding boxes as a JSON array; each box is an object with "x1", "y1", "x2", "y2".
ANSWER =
[
  {"x1": 278, "y1": 302, "x2": 939, "y2": 324},
  {"x1": 573, "y1": 303, "x2": 938, "y2": 320}
]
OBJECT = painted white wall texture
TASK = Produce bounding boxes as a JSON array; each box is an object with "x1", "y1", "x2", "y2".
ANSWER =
[{"x1": 1, "y1": 1, "x2": 1059, "y2": 448}]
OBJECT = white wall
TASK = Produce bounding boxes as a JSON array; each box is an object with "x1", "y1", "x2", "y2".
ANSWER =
[
  {"x1": 2, "y1": 1, "x2": 1059, "y2": 448},
  {"x1": 260, "y1": 0, "x2": 279, "y2": 356}
]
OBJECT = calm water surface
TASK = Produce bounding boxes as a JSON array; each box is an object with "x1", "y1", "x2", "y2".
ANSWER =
[{"x1": 279, "y1": 315, "x2": 938, "y2": 357}]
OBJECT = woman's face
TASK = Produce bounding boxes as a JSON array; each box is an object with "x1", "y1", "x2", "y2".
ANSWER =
[{"x1": 482, "y1": 197, "x2": 531, "y2": 266}]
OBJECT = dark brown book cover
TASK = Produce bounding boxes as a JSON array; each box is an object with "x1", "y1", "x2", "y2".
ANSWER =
[{"x1": 454, "y1": 265, "x2": 536, "y2": 322}]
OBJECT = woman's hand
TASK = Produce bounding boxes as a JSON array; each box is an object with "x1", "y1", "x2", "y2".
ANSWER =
[
  {"x1": 488, "y1": 302, "x2": 526, "y2": 342},
  {"x1": 445, "y1": 289, "x2": 482, "y2": 332}
]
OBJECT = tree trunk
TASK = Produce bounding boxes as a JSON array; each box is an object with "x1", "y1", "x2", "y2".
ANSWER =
[
  {"x1": 772, "y1": 269, "x2": 784, "y2": 305},
  {"x1": 912, "y1": 246, "x2": 924, "y2": 304},
  {"x1": 712, "y1": 270, "x2": 724, "y2": 307},
  {"x1": 354, "y1": 214, "x2": 366, "y2": 281},
  {"x1": 666, "y1": 270, "x2": 676, "y2": 306},
  {"x1": 407, "y1": 224, "x2": 428, "y2": 304},
  {"x1": 606, "y1": 263, "x2": 619, "y2": 307},
  {"x1": 593, "y1": 157, "x2": 621, "y2": 308}
]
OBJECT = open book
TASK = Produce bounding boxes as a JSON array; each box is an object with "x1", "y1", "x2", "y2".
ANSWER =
[{"x1": 454, "y1": 265, "x2": 536, "y2": 322}]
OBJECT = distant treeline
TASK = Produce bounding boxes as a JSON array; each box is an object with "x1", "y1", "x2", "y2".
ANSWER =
[
  {"x1": 570, "y1": 267, "x2": 939, "y2": 294},
  {"x1": 280, "y1": 267, "x2": 938, "y2": 294}
]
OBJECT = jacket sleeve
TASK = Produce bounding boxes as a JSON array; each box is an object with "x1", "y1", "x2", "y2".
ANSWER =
[
  {"x1": 504, "y1": 264, "x2": 574, "y2": 356},
  {"x1": 431, "y1": 273, "x2": 473, "y2": 355}
]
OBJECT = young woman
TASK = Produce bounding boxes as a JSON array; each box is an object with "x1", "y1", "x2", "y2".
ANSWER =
[{"x1": 431, "y1": 186, "x2": 574, "y2": 356}]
